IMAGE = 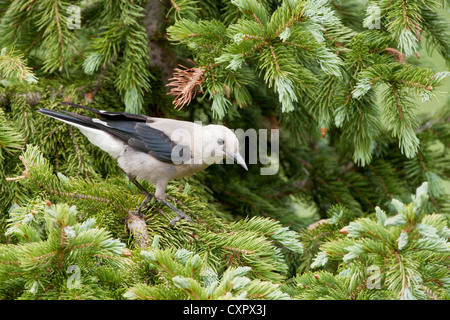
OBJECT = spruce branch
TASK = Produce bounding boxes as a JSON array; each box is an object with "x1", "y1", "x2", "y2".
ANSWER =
[
  {"x1": 0, "y1": 202, "x2": 130, "y2": 299},
  {"x1": 0, "y1": 110, "x2": 24, "y2": 160},
  {"x1": 83, "y1": 0, "x2": 153, "y2": 113},
  {"x1": 167, "y1": 0, "x2": 199, "y2": 21},
  {"x1": 34, "y1": 0, "x2": 77, "y2": 74},
  {"x1": 52, "y1": 0, "x2": 65, "y2": 72},
  {"x1": 0, "y1": 47, "x2": 38, "y2": 84},
  {"x1": 125, "y1": 236, "x2": 291, "y2": 300},
  {"x1": 307, "y1": 182, "x2": 450, "y2": 300}
]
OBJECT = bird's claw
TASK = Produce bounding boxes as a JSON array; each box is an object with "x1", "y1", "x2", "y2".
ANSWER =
[
  {"x1": 134, "y1": 196, "x2": 194, "y2": 226},
  {"x1": 130, "y1": 177, "x2": 194, "y2": 226},
  {"x1": 169, "y1": 209, "x2": 194, "y2": 227},
  {"x1": 135, "y1": 194, "x2": 154, "y2": 218},
  {"x1": 157, "y1": 198, "x2": 194, "y2": 226}
]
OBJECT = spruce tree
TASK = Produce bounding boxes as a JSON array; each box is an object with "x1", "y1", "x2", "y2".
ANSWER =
[{"x1": 0, "y1": 0, "x2": 449, "y2": 300}]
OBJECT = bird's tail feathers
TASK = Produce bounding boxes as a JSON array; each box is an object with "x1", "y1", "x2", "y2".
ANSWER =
[
  {"x1": 60, "y1": 102, "x2": 105, "y2": 116},
  {"x1": 37, "y1": 108, "x2": 98, "y2": 130},
  {"x1": 60, "y1": 102, "x2": 149, "y2": 122}
]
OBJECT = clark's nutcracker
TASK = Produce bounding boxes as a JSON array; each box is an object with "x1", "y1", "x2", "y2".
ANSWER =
[{"x1": 37, "y1": 102, "x2": 247, "y2": 225}]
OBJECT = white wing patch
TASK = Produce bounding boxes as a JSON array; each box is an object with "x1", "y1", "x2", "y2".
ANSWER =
[{"x1": 92, "y1": 118, "x2": 110, "y2": 127}]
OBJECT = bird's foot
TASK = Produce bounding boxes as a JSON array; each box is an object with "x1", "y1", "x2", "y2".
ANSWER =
[
  {"x1": 158, "y1": 199, "x2": 194, "y2": 226},
  {"x1": 136, "y1": 193, "x2": 154, "y2": 218},
  {"x1": 128, "y1": 176, "x2": 155, "y2": 218},
  {"x1": 128, "y1": 175, "x2": 193, "y2": 225},
  {"x1": 169, "y1": 210, "x2": 194, "y2": 227}
]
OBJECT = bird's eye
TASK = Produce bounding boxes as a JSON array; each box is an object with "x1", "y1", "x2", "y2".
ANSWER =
[{"x1": 217, "y1": 138, "x2": 224, "y2": 145}]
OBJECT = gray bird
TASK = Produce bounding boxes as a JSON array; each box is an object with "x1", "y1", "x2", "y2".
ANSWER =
[{"x1": 37, "y1": 102, "x2": 247, "y2": 225}]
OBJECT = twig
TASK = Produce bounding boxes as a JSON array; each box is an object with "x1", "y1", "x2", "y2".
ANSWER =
[
  {"x1": 6, "y1": 156, "x2": 29, "y2": 181},
  {"x1": 269, "y1": 45, "x2": 281, "y2": 73},
  {"x1": 53, "y1": 1, "x2": 65, "y2": 72}
]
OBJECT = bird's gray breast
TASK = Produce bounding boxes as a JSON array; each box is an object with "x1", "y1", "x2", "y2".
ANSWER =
[
  {"x1": 118, "y1": 147, "x2": 178, "y2": 184},
  {"x1": 118, "y1": 146, "x2": 210, "y2": 184}
]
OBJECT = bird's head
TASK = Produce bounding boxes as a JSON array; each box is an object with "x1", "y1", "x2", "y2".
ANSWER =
[{"x1": 202, "y1": 124, "x2": 248, "y2": 170}]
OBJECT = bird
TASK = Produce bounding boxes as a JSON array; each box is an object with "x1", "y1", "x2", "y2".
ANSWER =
[{"x1": 37, "y1": 102, "x2": 248, "y2": 226}]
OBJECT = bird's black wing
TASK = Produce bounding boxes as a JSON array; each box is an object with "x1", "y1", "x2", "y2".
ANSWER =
[{"x1": 99, "y1": 120, "x2": 178, "y2": 163}]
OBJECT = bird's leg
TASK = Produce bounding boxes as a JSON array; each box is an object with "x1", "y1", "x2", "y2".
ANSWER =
[
  {"x1": 156, "y1": 198, "x2": 194, "y2": 226},
  {"x1": 128, "y1": 175, "x2": 154, "y2": 216},
  {"x1": 128, "y1": 175, "x2": 193, "y2": 226}
]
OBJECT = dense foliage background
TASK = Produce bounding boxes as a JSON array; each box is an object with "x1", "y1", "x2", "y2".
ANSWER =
[{"x1": 0, "y1": 0, "x2": 449, "y2": 300}]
